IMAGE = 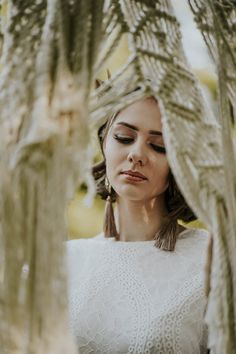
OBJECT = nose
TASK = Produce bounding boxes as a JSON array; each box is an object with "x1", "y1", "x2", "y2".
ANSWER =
[{"x1": 127, "y1": 142, "x2": 147, "y2": 167}]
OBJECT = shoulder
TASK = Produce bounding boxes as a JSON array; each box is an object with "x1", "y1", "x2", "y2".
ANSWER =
[
  {"x1": 66, "y1": 232, "x2": 104, "y2": 245},
  {"x1": 65, "y1": 232, "x2": 106, "y2": 256},
  {"x1": 65, "y1": 237, "x2": 86, "y2": 257},
  {"x1": 65, "y1": 237, "x2": 95, "y2": 278},
  {"x1": 175, "y1": 227, "x2": 210, "y2": 261},
  {"x1": 168, "y1": 228, "x2": 210, "y2": 293},
  {"x1": 178, "y1": 226, "x2": 210, "y2": 241},
  {"x1": 65, "y1": 234, "x2": 107, "y2": 281},
  {"x1": 176, "y1": 228, "x2": 210, "y2": 264}
]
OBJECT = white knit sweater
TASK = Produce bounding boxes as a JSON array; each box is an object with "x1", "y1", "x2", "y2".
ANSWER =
[{"x1": 66, "y1": 228, "x2": 209, "y2": 354}]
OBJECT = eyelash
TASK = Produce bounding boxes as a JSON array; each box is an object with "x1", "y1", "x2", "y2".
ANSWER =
[{"x1": 113, "y1": 135, "x2": 166, "y2": 154}]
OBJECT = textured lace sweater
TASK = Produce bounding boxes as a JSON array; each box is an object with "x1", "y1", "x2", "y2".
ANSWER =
[{"x1": 66, "y1": 228, "x2": 209, "y2": 354}]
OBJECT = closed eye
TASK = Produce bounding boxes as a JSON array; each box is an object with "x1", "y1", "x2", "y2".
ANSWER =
[
  {"x1": 113, "y1": 134, "x2": 166, "y2": 154},
  {"x1": 150, "y1": 143, "x2": 166, "y2": 154},
  {"x1": 113, "y1": 134, "x2": 133, "y2": 144}
]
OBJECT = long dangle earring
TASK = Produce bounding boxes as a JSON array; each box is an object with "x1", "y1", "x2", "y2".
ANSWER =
[{"x1": 103, "y1": 177, "x2": 119, "y2": 239}]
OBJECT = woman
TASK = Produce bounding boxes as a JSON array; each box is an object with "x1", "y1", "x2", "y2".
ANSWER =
[{"x1": 66, "y1": 96, "x2": 210, "y2": 353}]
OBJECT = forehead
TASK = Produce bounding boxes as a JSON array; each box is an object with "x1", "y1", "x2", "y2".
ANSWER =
[{"x1": 113, "y1": 98, "x2": 162, "y2": 131}]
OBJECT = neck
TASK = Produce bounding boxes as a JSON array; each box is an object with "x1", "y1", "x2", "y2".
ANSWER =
[{"x1": 114, "y1": 196, "x2": 168, "y2": 242}]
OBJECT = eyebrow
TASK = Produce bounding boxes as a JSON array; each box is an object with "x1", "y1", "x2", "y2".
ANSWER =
[{"x1": 116, "y1": 122, "x2": 163, "y2": 136}]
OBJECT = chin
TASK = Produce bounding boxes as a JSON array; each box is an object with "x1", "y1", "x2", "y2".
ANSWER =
[{"x1": 115, "y1": 186, "x2": 148, "y2": 201}]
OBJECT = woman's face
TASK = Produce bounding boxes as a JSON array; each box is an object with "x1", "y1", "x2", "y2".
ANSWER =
[{"x1": 103, "y1": 97, "x2": 170, "y2": 202}]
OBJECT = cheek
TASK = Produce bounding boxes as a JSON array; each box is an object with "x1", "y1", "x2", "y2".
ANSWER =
[
  {"x1": 160, "y1": 160, "x2": 170, "y2": 182},
  {"x1": 104, "y1": 139, "x2": 118, "y2": 166},
  {"x1": 152, "y1": 153, "x2": 169, "y2": 173},
  {"x1": 151, "y1": 158, "x2": 170, "y2": 189},
  {"x1": 104, "y1": 133, "x2": 128, "y2": 162},
  {"x1": 163, "y1": 160, "x2": 170, "y2": 179},
  {"x1": 103, "y1": 139, "x2": 123, "y2": 179}
]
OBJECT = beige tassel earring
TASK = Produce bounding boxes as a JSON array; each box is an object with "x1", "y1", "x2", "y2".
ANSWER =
[{"x1": 103, "y1": 177, "x2": 119, "y2": 239}]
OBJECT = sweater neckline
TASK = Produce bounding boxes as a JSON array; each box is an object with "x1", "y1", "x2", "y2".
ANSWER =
[{"x1": 100, "y1": 228, "x2": 198, "y2": 244}]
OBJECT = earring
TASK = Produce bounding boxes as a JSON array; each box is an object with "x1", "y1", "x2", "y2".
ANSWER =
[
  {"x1": 105, "y1": 176, "x2": 111, "y2": 193},
  {"x1": 103, "y1": 177, "x2": 119, "y2": 239}
]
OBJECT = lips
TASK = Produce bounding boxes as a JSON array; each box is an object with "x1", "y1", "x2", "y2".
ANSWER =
[{"x1": 121, "y1": 170, "x2": 147, "y2": 180}]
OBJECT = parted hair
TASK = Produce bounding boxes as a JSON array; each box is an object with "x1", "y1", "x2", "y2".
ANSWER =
[{"x1": 92, "y1": 90, "x2": 197, "y2": 251}]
